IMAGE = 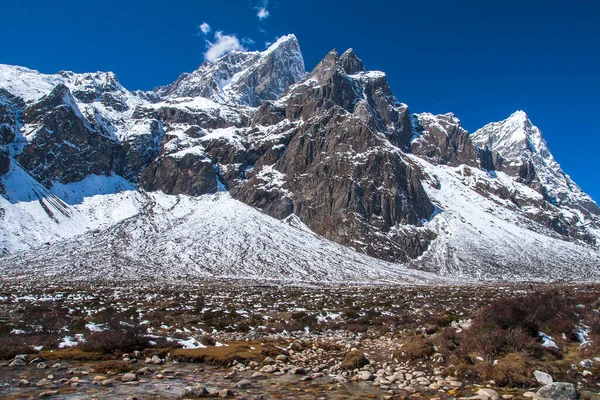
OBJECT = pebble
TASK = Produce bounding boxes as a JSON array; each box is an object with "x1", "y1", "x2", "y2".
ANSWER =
[
  {"x1": 38, "y1": 391, "x2": 59, "y2": 398},
  {"x1": 182, "y1": 385, "x2": 208, "y2": 397},
  {"x1": 260, "y1": 365, "x2": 276, "y2": 373},
  {"x1": 357, "y1": 371, "x2": 374, "y2": 381},
  {"x1": 9, "y1": 359, "x2": 26, "y2": 367},
  {"x1": 477, "y1": 388, "x2": 500, "y2": 400},
  {"x1": 121, "y1": 373, "x2": 137, "y2": 382},
  {"x1": 235, "y1": 379, "x2": 252, "y2": 388}
]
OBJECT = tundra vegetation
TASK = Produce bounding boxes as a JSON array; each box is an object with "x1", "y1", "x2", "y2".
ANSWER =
[{"x1": 0, "y1": 280, "x2": 598, "y2": 399}]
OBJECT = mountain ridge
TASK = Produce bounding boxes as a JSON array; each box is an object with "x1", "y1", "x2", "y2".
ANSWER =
[{"x1": 0, "y1": 34, "x2": 598, "y2": 283}]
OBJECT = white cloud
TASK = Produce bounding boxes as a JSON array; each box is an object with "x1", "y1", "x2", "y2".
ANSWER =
[
  {"x1": 204, "y1": 31, "x2": 246, "y2": 62},
  {"x1": 199, "y1": 22, "x2": 211, "y2": 35},
  {"x1": 257, "y1": 7, "x2": 270, "y2": 19}
]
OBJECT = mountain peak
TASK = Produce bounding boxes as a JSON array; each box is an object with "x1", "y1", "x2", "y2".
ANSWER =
[
  {"x1": 472, "y1": 110, "x2": 549, "y2": 161},
  {"x1": 508, "y1": 109, "x2": 528, "y2": 121},
  {"x1": 153, "y1": 33, "x2": 305, "y2": 106},
  {"x1": 472, "y1": 111, "x2": 600, "y2": 216},
  {"x1": 269, "y1": 34, "x2": 298, "y2": 48},
  {"x1": 339, "y1": 48, "x2": 366, "y2": 75}
]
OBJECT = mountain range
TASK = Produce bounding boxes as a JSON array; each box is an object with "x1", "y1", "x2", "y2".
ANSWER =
[{"x1": 1, "y1": 34, "x2": 598, "y2": 283}]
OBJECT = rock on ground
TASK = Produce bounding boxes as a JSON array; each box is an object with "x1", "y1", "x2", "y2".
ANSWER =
[{"x1": 536, "y1": 382, "x2": 580, "y2": 400}]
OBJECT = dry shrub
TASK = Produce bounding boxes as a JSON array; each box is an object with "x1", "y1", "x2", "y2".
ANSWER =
[
  {"x1": 393, "y1": 337, "x2": 434, "y2": 361},
  {"x1": 172, "y1": 344, "x2": 263, "y2": 366},
  {"x1": 41, "y1": 347, "x2": 106, "y2": 361},
  {"x1": 0, "y1": 337, "x2": 35, "y2": 360},
  {"x1": 93, "y1": 360, "x2": 134, "y2": 374},
  {"x1": 462, "y1": 325, "x2": 542, "y2": 359},
  {"x1": 260, "y1": 344, "x2": 287, "y2": 357},
  {"x1": 431, "y1": 327, "x2": 459, "y2": 355},
  {"x1": 436, "y1": 314, "x2": 461, "y2": 327},
  {"x1": 580, "y1": 333, "x2": 600, "y2": 358},
  {"x1": 318, "y1": 341, "x2": 342, "y2": 352},
  {"x1": 479, "y1": 291, "x2": 576, "y2": 337},
  {"x1": 198, "y1": 335, "x2": 216, "y2": 346},
  {"x1": 479, "y1": 353, "x2": 535, "y2": 387},
  {"x1": 80, "y1": 312, "x2": 148, "y2": 354},
  {"x1": 461, "y1": 291, "x2": 578, "y2": 360},
  {"x1": 340, "y1": 350, "x2": 369, "y2": 370},
  {"x1": 289, "y1": 311, "x2": 318, "y2": 329}
]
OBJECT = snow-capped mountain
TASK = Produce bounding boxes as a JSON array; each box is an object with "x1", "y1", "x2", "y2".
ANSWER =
[
  {"x1": 0, "y1": 34, "x2": 598, "y2": 283},
  {"x1": 152, "y1": 34, "x2": 306, "y2": 107},
  {"x1": 472, "y1": 111, "x2": 599, "y2": 218}
]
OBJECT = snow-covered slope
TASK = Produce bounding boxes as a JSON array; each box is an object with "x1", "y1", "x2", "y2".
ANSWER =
[
  {"x1": 0, "y1": 162, "x2": 140, "y2": 254},
  {"x1": 408, "y1": 158, "x2": 600, "y2": 281},
  {"x1": 0, "y1": 189, "x2": 448, "y2": 285}
]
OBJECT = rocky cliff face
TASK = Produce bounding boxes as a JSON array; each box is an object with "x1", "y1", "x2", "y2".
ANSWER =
[
  {"x1": 0, "y1": 89, "x2": 23, "y2": 179},
  {"x1": 234, "y1": 49, "x2": 435, "y2": 261},
  {"x1": 16, "y1": 84, "x2": 118, "y2": 186},
  {"x1": 0, "y1": 35, "x2": 598, "y2": 281},
  {"x1": 411, "y1": 113, "x2": 478, "y2": 167}
]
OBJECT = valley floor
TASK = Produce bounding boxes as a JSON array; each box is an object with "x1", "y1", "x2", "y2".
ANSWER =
[{"x1": 0, "y1": 280, "x2": 599, "y2": 399}]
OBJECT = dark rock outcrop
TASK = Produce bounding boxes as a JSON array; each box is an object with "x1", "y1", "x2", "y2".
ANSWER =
[
  {"x1": 411, "y1": 113, "x2": 478, "y2": 167},
  {"x1": 16, "y1": 84, "x2": 119, "y2": 186},
  {"x1": 477, "y1": 146, "x2": 503, "y2": 171},
  {"x1": 117, "y1": 119, "x2": 164, "y2": 182},
  {"x1": 0, "y1": 89, "x2": 25, "y2": 177},
  {"x1": 339, "y1": 49, "x2": 366, "y2": 75},
  {"x1": 140, "y1": 152, "x2": 218, "y2": 196}
]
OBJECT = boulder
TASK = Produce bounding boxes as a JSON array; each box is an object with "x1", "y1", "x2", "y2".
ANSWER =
[
  {"x1": 357, "y1": 371, "x2": 374, "y2": 381},
  {"x1": 121, "y1": 373, "x2": 137, "y2": 382},
  {"x1": 235, "y1": 379, "x2": 252, "y2": 388},
  {"x1": 476, "y1": 388, "x2": 500, "y2": 400},
  {"x1": 534, "y1": 370, "x2": 553, "y2": 385},
  {"x1": 182, "y1": 385, "x2": 208, "y2": 397},
  {"x1": 536, "y1": 382, "x2": 579, "y2": 400}
]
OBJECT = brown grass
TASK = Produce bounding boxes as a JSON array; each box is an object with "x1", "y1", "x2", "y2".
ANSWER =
[
  {"x1": 393, "y1": 337, "x2": 434, "y2": 361},
  {"x1": 479, "y1": 353, "x2": 535, "y2": 387},
  {"x1": 41, "y1": 348, "x2": 108, "y2": 361},
  {"x1": 260, "y1": 344, "x2": 287, "y2": 357},
  {"x1": 172, "y1": 342, "x2": 265, "y2": 366},
  {"x1": 93, "y1": 360, "x2": 134, "y2": 374}
]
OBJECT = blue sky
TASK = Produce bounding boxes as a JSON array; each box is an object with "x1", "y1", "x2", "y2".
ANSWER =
[{"x1": 1, "y1": 0, "x2": 598, "y2": 201}]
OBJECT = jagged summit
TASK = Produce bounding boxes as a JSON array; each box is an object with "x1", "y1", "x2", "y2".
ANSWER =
[
  {"x1": 473, "y1": 111, "x2": 600, "y2": 217},
  {"x1": 339, "y1": 48, "x2": 366, "y2": 75},
  {"x1": 472, "y1": 110, "x2": 551, "y2": 161},
  {"x1": 153, "y1": 34, "x2": 306, "y2": 106}
]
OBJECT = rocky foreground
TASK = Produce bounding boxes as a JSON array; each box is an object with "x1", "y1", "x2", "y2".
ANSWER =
[
  {"x1": 0, "y1": 353, "x2": 590, "y2": 400},
  {"x1": 0, "y1": 281, "x2": 599, "y2": 399}
]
